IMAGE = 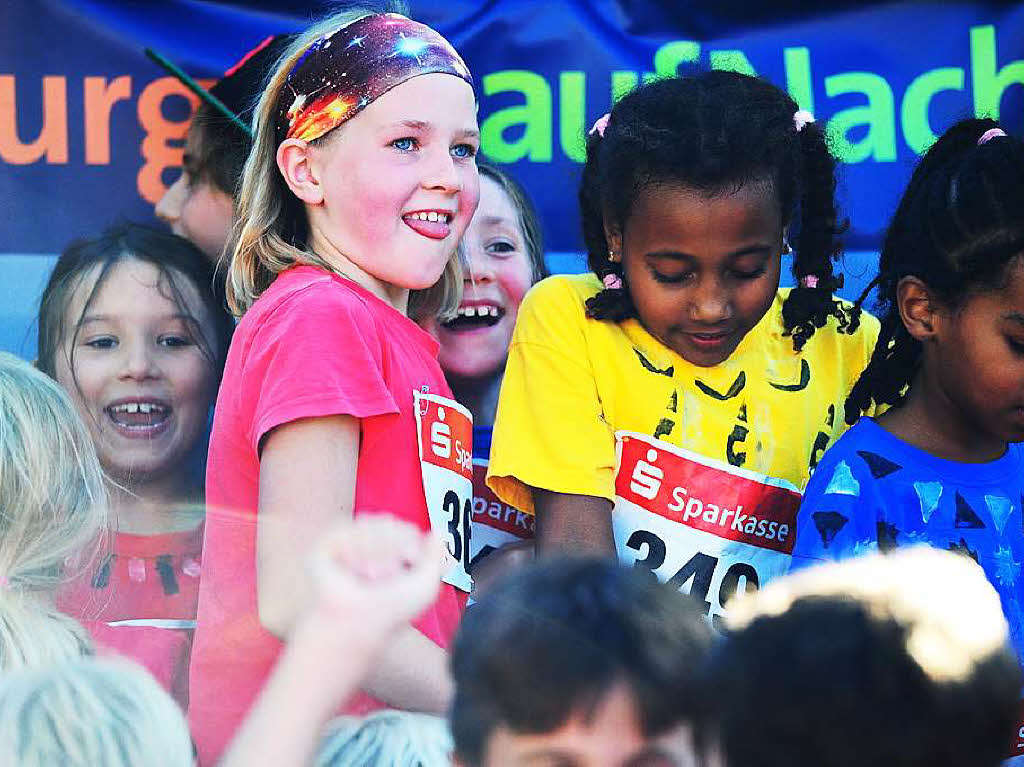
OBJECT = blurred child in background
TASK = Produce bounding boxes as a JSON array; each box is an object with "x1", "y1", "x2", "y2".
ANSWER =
[
  {"x1": 156, "y1": 34, "x2": 296, "y2": 264},
  {"x1": 426, "y1": 163, "x2": 547, "y2": 593},
  {"x1": 37, "y1": 223, "x2": 233, "y2": 705}
]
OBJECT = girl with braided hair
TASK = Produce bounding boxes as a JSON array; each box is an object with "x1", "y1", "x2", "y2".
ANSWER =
[
  {"x1": 793, "y1": 118, "x2": 1024, "y2": 757},
  {"x1": 488, "y1": 70, "x2": 878, "y2": 622}
]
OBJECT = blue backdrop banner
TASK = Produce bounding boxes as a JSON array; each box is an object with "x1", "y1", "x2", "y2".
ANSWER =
[{"x1": 2, "y1": 0, "x2": 1024, "y2": 354}]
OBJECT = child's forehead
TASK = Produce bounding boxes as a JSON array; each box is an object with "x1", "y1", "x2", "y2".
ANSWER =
[{"x1": 65, "y1": 257, "x2": 205, "y2": 321}]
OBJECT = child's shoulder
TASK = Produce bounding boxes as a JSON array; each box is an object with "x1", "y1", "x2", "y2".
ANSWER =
[
  {"x1": 240, "y1": 266, "x2": 376, "y2": 333},
  {"x1": 514, "y1": 273, "x2": 605, "y2": 338},
  {"x1": 523, "y1": 272, "x2": 603, "y2": 309}
]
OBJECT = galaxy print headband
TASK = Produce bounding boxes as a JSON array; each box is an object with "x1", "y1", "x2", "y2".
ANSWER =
[{"x1": 276, "y1": 13, "x2": 474, "y2": 144}]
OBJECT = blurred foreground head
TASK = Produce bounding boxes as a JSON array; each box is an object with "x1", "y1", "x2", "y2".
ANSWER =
[
  {"x1": 0, "y1": 658, "x2": 192, "y2": 767},
  {"x1": 0, "y1": 352, "x2": 105, "y2": 668},
  {"x1": 450, "y1": 557, "x2": 711, "y2": 767},
  {"x1": 709, "y1": 547, "x2": 1021, "y2": 767}
]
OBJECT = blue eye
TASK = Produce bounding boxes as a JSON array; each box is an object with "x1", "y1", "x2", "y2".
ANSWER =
[
  {"x1": 392, "y1": 137, "x2": 416, "y2": 151},
  {"x1": 451, "y1": 143, "x2": 476, "y2": 159}
]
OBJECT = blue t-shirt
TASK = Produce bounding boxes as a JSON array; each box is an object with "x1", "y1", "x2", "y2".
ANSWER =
[{"x1": 793, "y1": 417, "x2": 1024, "y2": 667}]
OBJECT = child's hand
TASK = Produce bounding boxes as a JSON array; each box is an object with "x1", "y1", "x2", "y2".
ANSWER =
[{"x1": 302, "y1": 513, "x2": 448, "y2": 644}]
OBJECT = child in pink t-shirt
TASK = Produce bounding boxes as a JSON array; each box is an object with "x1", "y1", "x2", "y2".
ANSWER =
[{"x1": 188, "y1": 10, "x2": 480, "y2": 765}]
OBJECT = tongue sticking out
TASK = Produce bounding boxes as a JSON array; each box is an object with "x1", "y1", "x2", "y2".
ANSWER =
[{"x1": 403, "y1": 215, "x2": 451, "y2": 240}]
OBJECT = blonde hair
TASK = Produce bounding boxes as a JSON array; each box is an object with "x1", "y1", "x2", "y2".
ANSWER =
[
  {"x1": 227, "y1": 3, "x2": 463, "y2": 321},
  {"x1": 0, "y1": 658, "x2": 193, "y2": 767},
  {"x1": 316, "y1": 711, "x2": 452, "y2": 767},
  {"x1": 726, "y1": 547, "x2": 1011, "y2": 684},
  {"x1": 0, "y1": 352, "x2": 106, "y2": 668}
]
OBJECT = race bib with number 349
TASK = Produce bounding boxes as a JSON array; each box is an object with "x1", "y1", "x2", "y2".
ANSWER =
[
  {"x1": 614, "y1": 431, "x2": 802, "y2": 628},
  {"x1": 414, "y1": 390, "x2": 474, "y2": 592}
]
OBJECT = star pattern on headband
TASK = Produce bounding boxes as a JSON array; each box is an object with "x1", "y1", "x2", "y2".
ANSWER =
[
  {"x1": 280, "y1": 13, "x2": 473, "y2": 143},
  {"x1": 393, "y1": 33, "x2": 428, "y2": 64}
]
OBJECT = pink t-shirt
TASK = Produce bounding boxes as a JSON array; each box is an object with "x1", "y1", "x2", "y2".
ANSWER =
[
  {"x1": 188, "y1": 266, "x2": 466, "y2": 766},
  {"x1": 57, "y1": 524, "x2": 203, "y2": 709}
]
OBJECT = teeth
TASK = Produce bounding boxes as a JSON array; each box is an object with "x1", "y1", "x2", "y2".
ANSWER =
[
  {"x1": 408, "y1": 212, "x2": 450, "y2": 223},
  {"x1": 109, "y1": 403, "x2": 166, "y2": 414},
  {"x1": 456, "y1": 305, "x2": 501, "y2": 318}
]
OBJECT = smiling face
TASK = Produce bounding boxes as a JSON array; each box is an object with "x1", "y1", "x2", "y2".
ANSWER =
[
  {"x1": 54, "y1": 258, "x2": 220, "y2": 486},
  {"x1": 155, "y1": 126, "x2": 235, "y2": 263},
  {"x1": 924, "y1": 259, "x2": 1024, "y2": 445},
  {"x1": 434, "y1": 175, "x2": 536, "y2": 381},
  {"x1": 478, "y1": 683, "x2": 701, "y2": 767},
  {"x1": 609, "y1": 181, "x2": 784, "y2": 367},
  {"x1": 305, "y1": 73, "x2": 480, "y2": 294}
]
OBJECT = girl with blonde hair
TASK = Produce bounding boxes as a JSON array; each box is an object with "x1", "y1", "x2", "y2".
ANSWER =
[
  {"x1": 0, "y1": 351, "x2": 106, "y2": 668},
  {"x1": 189, "y1": 3, "x2": 480, "y2": 762}
]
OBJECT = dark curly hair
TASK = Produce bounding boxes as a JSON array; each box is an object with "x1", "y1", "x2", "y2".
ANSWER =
[
  {"x1": 844, "y1": 119, "x2": 1024, "y2": 424},
  {"x1": 580, "y1": 70, "x2": 859, "y2": 351}
]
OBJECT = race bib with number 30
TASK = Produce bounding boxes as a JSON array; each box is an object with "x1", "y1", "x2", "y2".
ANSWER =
[
  {"x1": 614, "y1": 431, "x2": 801, "y2": 628},
  {"x1": 414, "y1": 390, "x2": 474, "y2": 592}
]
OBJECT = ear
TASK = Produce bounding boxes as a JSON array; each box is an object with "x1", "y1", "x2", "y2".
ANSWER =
[
  {"x1": 603, "y1": 220, "x2": 623, "y2": 263},
  {"x1": 276, "y1": 138, "x2": 324, "y2": 205},
  {"x1": 896, "y1": 276, "x2": 943, "y2": 342}
]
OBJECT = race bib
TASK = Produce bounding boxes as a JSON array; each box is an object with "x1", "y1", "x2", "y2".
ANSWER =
[
  {"x1": 414, "y1": 390, "x2": 474, "y2": 592},
  {"x1": 469, "y1": 458, "x2": 535, "y2": 569},
  {"x1": 614, "y1": 431, "x2": 801, "y2": 629},
  {"x1": 1010, "y1": 700, "x2": 1024, "y2": 759}
]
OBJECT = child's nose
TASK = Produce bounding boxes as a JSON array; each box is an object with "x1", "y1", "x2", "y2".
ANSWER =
[
  {"x1": 422, "y1": 150, "x2": 461, "y2": 193},
  {"x1": 689, "y1": 277, "x2": 733, "y2": 324},
  {"x1": 118, "y1": 341, "x2": 160, "y2": 381},
  {"x1": 462, "y1": 246, "x2": 495, "y2": 284},
  {"x1": 155, "y1": 176, "x2": 186, "y2": 225}
]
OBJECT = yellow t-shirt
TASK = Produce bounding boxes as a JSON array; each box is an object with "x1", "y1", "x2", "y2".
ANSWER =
[{"x1": 488, "y1": 273, "x2": 880, "y2": 515}]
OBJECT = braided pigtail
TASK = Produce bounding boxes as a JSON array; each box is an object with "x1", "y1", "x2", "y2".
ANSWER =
[
  {"x1": 781, "y1": 118, "x2": 858, "y2": 351},
  {"x1": 581, "y1": 118, "x2": 635, "y2": 321}
]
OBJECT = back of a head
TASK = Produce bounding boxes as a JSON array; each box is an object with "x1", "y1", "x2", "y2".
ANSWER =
[
  {"x1": 0, "y1": 657, "x2": 192, "y2": 767},
  {"x1": 708, "y1": 548, "x2": 1021, "y2": 767},
  {"x1": 0, "y1": 352, "x2": 106, "y2": 668},
  {"x1": 450, "y1": 557, "x2": 711, "y2": 766},
  {"x1": 316, "y1": 711, "x2": 451, "y2": 767},
  {"x1": 192, "y1": 33, "x2": 298, "y2": 198}
]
